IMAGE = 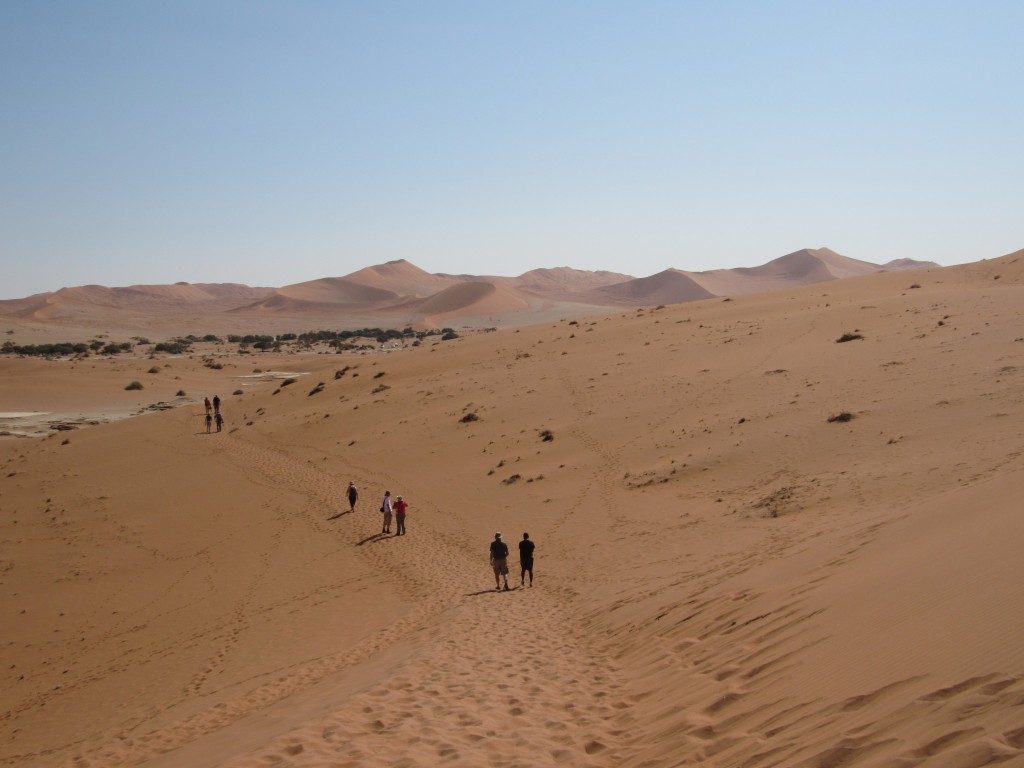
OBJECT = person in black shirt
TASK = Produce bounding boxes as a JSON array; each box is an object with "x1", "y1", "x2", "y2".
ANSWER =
[
  {"x1": 519, "y1": 532, "x2": 535, "y2": 587},
  {"x1": 490, "y1": 533, "x2": 510, "y2": 591}
]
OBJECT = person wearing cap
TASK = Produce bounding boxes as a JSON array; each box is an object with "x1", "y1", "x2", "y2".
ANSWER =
[
  {"x1": 346, "y1": 482, "x2": 358, "y2": 513},
  {"x1": 490, "y1": 533, "x2": 510, "y2": 591},
  {"x1": 393, "y1": 495, "x2": 408, "y2": 535}
]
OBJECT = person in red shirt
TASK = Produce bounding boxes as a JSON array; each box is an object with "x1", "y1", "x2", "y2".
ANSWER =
[{"x1": 393, "y1": 495, "x2": 409, "y2": 536}]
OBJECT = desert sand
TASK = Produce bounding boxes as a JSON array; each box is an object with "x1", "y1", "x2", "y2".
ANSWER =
[{"x1": 2, "y1": 250, "x2": 1023, "y2": 767}]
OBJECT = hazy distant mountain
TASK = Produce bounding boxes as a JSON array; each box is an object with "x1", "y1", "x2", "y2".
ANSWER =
[
  {"x1": 0, "y1": 249, "x2": 945, "y2": 332},
  {"x1": 0, "y1": 283, "x2": 273, "y2": 321}
]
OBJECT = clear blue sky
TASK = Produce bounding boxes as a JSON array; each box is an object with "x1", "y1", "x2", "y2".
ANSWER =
[{"x1": 1, "y1": 1, "x2": 1021, "y2": 298}]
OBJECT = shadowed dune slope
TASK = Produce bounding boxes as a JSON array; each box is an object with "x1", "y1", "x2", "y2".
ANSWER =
[
  {"x1": 264, "y1": 277, "x2": 398, "y2": 305},
  {"x1": 413, "y1": 281, "x2": 528, "y2": 316}
]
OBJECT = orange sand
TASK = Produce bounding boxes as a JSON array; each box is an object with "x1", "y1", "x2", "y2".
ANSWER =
[{"x1": 1, "y1": 251, "x2": 1023, "y2": 767}]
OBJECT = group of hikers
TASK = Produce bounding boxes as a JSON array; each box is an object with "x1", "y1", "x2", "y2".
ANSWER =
[
  {"x1": 344, "y1": 481, "x2": 536, "y2": 590},
  {"x1": 203, "y1": 396, "x2": 223, "y2": 433}
]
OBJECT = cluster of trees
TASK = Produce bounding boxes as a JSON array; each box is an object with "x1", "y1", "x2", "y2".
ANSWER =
[
  {"x1": 1, "y1": 340, "x2": 132, "y2": 357},
  {"x1": 1, "y1": 326, "x2": 460, "y2": 359},
  {"x1": 226, "y1": 327, "x2": 457, "y2": 349}
]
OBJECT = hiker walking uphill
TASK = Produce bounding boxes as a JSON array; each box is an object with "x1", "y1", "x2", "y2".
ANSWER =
[
  {"x1": 347, "y1": 482, "x2": 358, "y2": 513},
  {"x1": 380, "y1": 490, "x2": 393, "y2": 534},
  {"x1": 490, "y1": 533, "x2": 511, "y2": 591}
]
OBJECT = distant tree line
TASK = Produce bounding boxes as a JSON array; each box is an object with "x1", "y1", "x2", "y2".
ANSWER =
[
  {"x1": 1, "y1": 326, "x2": 460, "y2": 358},
  {"x1": 1, "y1": 340, "x2": 132, "y2": 357}
]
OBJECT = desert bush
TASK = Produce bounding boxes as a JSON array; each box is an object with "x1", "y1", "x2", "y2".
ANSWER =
[
  {"x1": 281, "y1": 378, "x2": 297, "y2": 387},
  {"x1": 125, "y1": 381, "x2": 143, "y2": 391},
  {"x1": 539, "y1": 429, "x2": 554, "y2": 442},
  {"x1": 371, "y1": 384, "x2": 390, "y2": 394},
  {"x1": 502, "y1": 474, "x2": 522, "y2": 485},
  {"x1": 147, "y1": 366, "x2": 160, "y2": 374},
  {"x1": 233, "y1": 389, "x2": 243, "y2": 395},
  {"x1": 441, "y1": 331, "x2": 459, "y2": 340},
  {"x1": 308, "y1": 383, "x2": 325, "y2": 396},
  {"x1": 836, "y1": 332, "x2": 864, "y2": 343},
  {"x1": 828, "y1": 412, "x2": 855, "y2": 423},
  {"x1": 154, "y1": 341, "x2": 190, "y2": 354},
  {"x1": 176, "y1": 389, "x2": 186, "y2": 397},
  {"x1": 460, "y1": 412, "x2": 479, "y2": 423}
]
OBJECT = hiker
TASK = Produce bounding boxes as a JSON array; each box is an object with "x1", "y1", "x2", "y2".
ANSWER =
[
  {"x1": 212, "y1": 394, "x2": 221, "y2": 414},
  {"x1": 490, "y1": 533, "x2": 510, "y2": 591},
  {"x1": 205, "y1": 412, "x2": 212, "y2": 433},
  {"x1": 381, "y1": 490, "x2": 393, "y2": 534},
  {"x1": 347, "y1": 482, "x2": 358, "y2": 513},
  {"x1": 393, "y1": 495, "x2": 408, "y2": 535},
  {"x1": 204, "y1": 396, "x2": 212, "y2": 415},
  {"x1": 519, "y1": 532, "x2": 535, "y2": 587},
  {"x1": 215, "y1": 411, "x2": 224, "y2": 432}
]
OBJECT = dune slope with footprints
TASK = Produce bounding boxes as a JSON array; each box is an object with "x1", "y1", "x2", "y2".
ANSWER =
[{"x1": 2, "y1": 254, "x2": 1024, "y2": 767}]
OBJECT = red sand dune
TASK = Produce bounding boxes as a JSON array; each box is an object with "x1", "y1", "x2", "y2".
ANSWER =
[
  {"x1": 342, "y1": 259, "x2": 461, "y2": 296},
  {"x1": 0, "y1": 249, "x2": 947, "y2": 332},
  {"x1": 415, "y1": 281, "x2": 531, "y2": 326},
  {"x1": 588, "y1": 268, "x2": 716, "y2": 305}
]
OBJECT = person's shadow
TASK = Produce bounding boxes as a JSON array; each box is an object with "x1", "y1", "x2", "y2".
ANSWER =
[
  {"x1": 465, "y1": 587, "x2": 520, "y2": 597},
  {"x1": 328, "y1": 510, "x2": 353, "y2": 521},
  {"x1": 356, "y1": 532, "x2": 391, "y2": 546}
]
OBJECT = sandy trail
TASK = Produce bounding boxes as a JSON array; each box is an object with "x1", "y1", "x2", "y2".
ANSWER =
[{"x1": 64, "y1": 427, "x2": 637, "y2": 768}]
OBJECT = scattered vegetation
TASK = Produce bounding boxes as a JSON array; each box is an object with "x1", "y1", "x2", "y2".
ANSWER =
[
  {"x1": 308, "y1": 382, "x2": 325, "y2": 396},
  {"x1": 281, "y1": 378, "x2": 297, "y2": 387},
  {"x1": 147, "y1": 366, "x2": 161, "y2": 374},
  {"x1": 754, "y1": 486, "x2": 795, "y2": 518},
  {"x1": 828, "y1": 412, "x2": 855, "y2": 423},
  {"x1": 1, "y1": 340, "x2": 133, "y2": 357},
  {"x1": 371, "y1": 384, "x2": 390, "y2": 394},
  {"x1": 441, "y1": 331, "x2": 459, "y2": 341},
  {"x1": 460, "y1": 412, "x2": 479, "y2": 423},
  {"x1": 502, "y1": 474, "x2": 522, "y2": 485},
  {"x1": 176, "y1": 389, "x2": 186, "y2": 397},
  {"x1": 836, "y1": 332, "x2": 864, "y2": 343},
  {"x1": 233, "y1": 389, "x2": 243, "y2": 395},
  {"x1": 125, "y1": 381, "x2": 144, "y2": 391},
  {"x1": 539, "y1": 429, "x2": 554, "y2": 442}
]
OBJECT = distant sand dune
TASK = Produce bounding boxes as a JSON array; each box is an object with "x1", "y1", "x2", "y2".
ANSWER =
[
  {"x1": 589, "y1": 268, "x2": 716, "y2": 304},
  {"x1": 0, "y1": 248, "x2": 946, "y2": 333}
]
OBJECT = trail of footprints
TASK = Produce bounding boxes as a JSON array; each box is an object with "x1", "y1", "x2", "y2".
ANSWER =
[{"x1": 64, "y1": 431, "x2": 638, "y2": 767}]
